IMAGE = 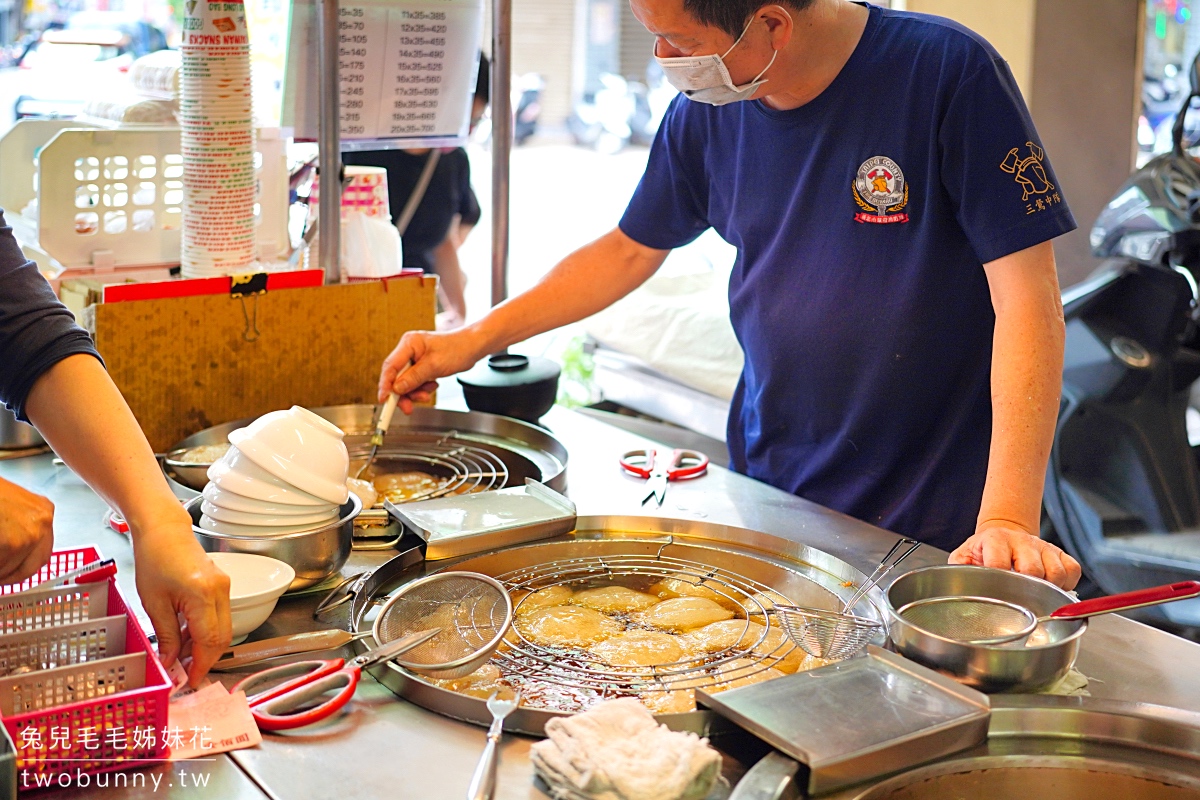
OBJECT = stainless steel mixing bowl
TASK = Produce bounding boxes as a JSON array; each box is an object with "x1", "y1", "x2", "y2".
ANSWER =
[
  {"x1": 886, "y1": 565, "x2": 1086, "y2": 693},
  {"x1": 186, "y1": 495, "x2": 360, "y2": 590},
  {"x1": 163, "y1": 447, "x2": 219, "y2": 491}
]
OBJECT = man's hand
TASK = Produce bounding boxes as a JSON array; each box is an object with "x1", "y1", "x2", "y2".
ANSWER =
[
  {"x1": 132, "y1": 517, "x2": 231, "y2": 687},
  {"x1": 0, "y1": 477, "x2": 55, "y2": 584},
  {"x1": 378, "y1": 328, "x2": 490, "y2": 414},
  {"x1": 949, "y1": 522, "x2": 1081, "y2": 590}
]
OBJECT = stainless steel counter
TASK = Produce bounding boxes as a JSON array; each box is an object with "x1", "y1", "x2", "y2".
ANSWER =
[{"x1": 4, "y1": 402, "x2": 1200, "y2": 799}]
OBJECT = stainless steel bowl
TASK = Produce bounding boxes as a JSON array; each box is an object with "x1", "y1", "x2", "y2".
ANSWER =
[
  {"x1": 186, "y1": 494, "x2": 360, "y2": 590},
  {"x1": 163, "y1": 447, "x2": 221, "y2": 492},
  {"x1": 886, "y1": 565, "x2": 1086, "y2": 693},
  {"x1": 0, "y1": 406, "x2": 44, "y2": 449}
]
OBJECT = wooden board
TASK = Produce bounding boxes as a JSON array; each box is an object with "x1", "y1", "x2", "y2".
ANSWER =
[{"x1": 87, "y1": 276, "x2": 436, "y2": 451}]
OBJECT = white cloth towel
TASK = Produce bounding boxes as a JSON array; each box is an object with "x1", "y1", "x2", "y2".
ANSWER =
[{"x1": 530, "y1": 698, "x2": 721, "y2": 800}]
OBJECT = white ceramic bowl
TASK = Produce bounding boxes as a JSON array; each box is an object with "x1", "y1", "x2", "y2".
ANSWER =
[
  {"x1": 202, "y1": 481, "x2": 339, "y2": 517},
  {"x1": 208, "y1": 552, "x2": 295, "y2": 643},
  {"x1": 200, "y1": 500, "x2": 341, "y2": 527},
  {"x1": 207, "y1": 445, "x2": 330, "y2": 507},
  {"x1": 228, "y1": 406, "x2": 350, "y2": 505},
  {"x1": 200, "y1": 513, "x2": 331, "y2": 537}
]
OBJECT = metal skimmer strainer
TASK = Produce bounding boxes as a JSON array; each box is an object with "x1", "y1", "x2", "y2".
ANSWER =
[
  {"x1": 372, "y1": 572, "x2": 513, "y2": 680},
  {"x1": 769, "y1": 538, "x2": 922, "y2": 661}
]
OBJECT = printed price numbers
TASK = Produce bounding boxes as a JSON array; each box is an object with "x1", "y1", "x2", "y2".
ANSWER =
[{"x1": 391, "y1": 124, "x2": 436, "y2": 134}]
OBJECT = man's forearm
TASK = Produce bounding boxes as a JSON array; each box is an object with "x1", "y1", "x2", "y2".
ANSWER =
[
  {"x1": 24, "y1": 354, "x2": 188, "y2": 532},
  {"x1": 468, "y1": 228, "x2": 669, "y2": 355},
  {"x1": 979, "y1": 247, "x2": 1065, "y2": 534}
]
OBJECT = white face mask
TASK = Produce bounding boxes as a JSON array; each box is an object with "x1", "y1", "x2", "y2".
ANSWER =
[{"x1": 655, "y1": 16, "x2": 779, "y2": 106}]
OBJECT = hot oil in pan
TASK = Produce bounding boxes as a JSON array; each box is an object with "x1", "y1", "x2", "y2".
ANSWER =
[{"x1": 351, "y1": 440, "x2": 544, "y2": 507}]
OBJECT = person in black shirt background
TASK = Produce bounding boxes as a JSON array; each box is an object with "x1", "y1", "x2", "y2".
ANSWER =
[{"x1": 344, "y1": 56, "x2": 489, "y2": 329}]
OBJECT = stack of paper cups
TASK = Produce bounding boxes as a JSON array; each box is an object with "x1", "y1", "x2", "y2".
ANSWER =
[
  {"x1": 310, "y1": 166, "x2": 393, "y2": 221},
  {"x1": 179, "y1": 0, "x2": 256, "y2": 277},
  {"x1": 339, "y1": 166, "x2": 390, "y2": 221}
]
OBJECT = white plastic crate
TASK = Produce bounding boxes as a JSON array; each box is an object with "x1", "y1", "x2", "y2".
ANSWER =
[{"x1": 0, "y1": 120, "x2": 289, "y2": 271}]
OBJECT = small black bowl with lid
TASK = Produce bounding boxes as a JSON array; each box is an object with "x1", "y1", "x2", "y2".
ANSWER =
[{"x1": 457, "y1": 353, "x2": 561, "y2": 424}]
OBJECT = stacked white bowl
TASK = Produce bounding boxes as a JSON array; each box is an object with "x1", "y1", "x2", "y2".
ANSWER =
[{"x1": 201, "y1": 406, "x2": 350, "y2": 535}]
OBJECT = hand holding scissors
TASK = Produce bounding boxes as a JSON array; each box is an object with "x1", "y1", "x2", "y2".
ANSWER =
[
  {"x1": 619, "y1": 448, "x2": 710, "y2": 506},
  {"x1": 232, "y1": 628, "x2": 439, "y2": 731}
]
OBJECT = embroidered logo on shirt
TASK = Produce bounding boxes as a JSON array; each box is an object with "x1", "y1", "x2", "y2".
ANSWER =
[
  {"x1": 1000, "y1": 142, "x2": 1055, "y2": 201},
  {"x1": 853, "y1": 157, "x2": 909, "y2": 224}
]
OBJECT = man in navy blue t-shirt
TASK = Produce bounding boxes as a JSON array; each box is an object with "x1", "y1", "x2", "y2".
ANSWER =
[{"x1": 381, "y1": 0, "x2": 1082, "y2": 589}]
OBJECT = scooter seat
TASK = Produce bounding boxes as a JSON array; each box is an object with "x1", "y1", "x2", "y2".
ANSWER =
[{"x1": 1106, "y1": 532, "x2": 1200, "y2": 563}]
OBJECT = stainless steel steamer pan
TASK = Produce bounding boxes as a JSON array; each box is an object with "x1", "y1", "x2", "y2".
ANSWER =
[
  {"x1": 819, "y1": 697, "x2": 1200, "y2": 800},
  {"x1": 163, "y1": 405, "x2": 569, "y2": 495},
  {"x1": 352, "y1": 515, "x2": 889, "y2": 737}
]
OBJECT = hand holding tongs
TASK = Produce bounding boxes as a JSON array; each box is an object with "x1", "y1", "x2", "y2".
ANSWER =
[{"x1": 356, "y1": 362, "x2": 412, "y2": 479}]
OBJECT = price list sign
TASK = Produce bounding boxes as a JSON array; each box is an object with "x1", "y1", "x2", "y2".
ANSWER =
[{"x1": 283, "y1": 0, "x2": 484, "y2": 146}]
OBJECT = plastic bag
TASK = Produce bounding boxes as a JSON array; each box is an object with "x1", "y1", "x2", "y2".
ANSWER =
[{"x1": 340, "y1": 210, "x2": 404, "y2": 280}]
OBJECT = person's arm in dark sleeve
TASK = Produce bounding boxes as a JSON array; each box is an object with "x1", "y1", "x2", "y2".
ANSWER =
[
  {"x1": 0, "y1": 210, "x2": 101, "y2": 420},
  {"x1": 0, "y1": 210, "x2": 232, "y2": 684}
]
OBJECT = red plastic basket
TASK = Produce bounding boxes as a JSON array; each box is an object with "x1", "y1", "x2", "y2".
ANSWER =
[{"x1": 0, "y1": 548, "x2": 170, "y2": 786}]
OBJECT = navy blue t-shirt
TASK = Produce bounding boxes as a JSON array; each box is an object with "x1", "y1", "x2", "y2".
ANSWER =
[{"x1": 619, "y1": 4, "x2": 1076, "y2": 551}]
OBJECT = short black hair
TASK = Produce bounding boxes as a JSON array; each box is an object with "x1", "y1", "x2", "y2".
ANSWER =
[{"x1": 681, "y1": 0, "x2": 814, "y2": 38}]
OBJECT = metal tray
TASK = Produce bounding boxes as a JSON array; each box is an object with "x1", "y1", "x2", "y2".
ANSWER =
[
  {"x1": 387, "y1": 479, "x2": 576, "y2": 560},
  {"x1": 697, "y1": 646, "x2": 990, "y2": 796}
]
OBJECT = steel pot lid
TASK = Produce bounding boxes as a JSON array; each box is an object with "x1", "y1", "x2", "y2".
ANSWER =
[{"x1": 457, "y1": 354, "x2": 561, "y2": 389}]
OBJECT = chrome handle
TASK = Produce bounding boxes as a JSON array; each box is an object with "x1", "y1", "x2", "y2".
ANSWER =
[{"x1": 466, "y1": 732, "x2": 500, "y2": 800}]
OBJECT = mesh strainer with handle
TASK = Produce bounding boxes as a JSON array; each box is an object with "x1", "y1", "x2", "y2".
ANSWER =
[
  {"x1": 371, "y1": 571, "x2": 513, "y2": 680},
  {"x1": 897, "y1": 580, "x2": 1200, "y2": 645},
  {"x1": 771, "y1": 538, "x2": 922, "y2": 661}
]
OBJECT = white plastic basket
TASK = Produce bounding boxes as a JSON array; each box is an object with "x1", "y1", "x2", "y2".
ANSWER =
[{"x1": 0, "y1": 120, "x2": 289, "y2": 271}]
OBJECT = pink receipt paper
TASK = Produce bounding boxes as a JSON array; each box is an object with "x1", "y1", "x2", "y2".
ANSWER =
[{"x1": 167, "y1": 682, "x2": 262, "y2": 760}]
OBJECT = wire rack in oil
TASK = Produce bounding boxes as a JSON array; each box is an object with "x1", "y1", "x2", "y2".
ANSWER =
[
  {"x1": 491, "y1": 542, "x2": 806, "y2": 697},
  {"x1": 348, "y1": 430, "x2": 511, "y2": 502}
]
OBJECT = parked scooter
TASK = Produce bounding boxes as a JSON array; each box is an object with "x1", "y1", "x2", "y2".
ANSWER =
[
  {"x1": 514, "y1": 72, "x2": 544, "y2": 146},
  {"x1": 1043, "y1": 52, "x2": 1200, "y2": 629},
  {"x1": 568, "y1": 73, "x2": 636, "y2": 154}
]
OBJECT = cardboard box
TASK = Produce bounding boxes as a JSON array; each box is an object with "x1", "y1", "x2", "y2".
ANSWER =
[{"x1": 81, "y1": 275, "x2": 436, "y2": 451}]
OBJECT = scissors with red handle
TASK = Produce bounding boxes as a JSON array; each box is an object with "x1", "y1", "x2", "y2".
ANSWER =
[
  {"x1": 231, "y1": 627, "x2": 439, "y2": 731},
  {"x1": 619, "y1": 448, "x2": 710, "y2": 506}
]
